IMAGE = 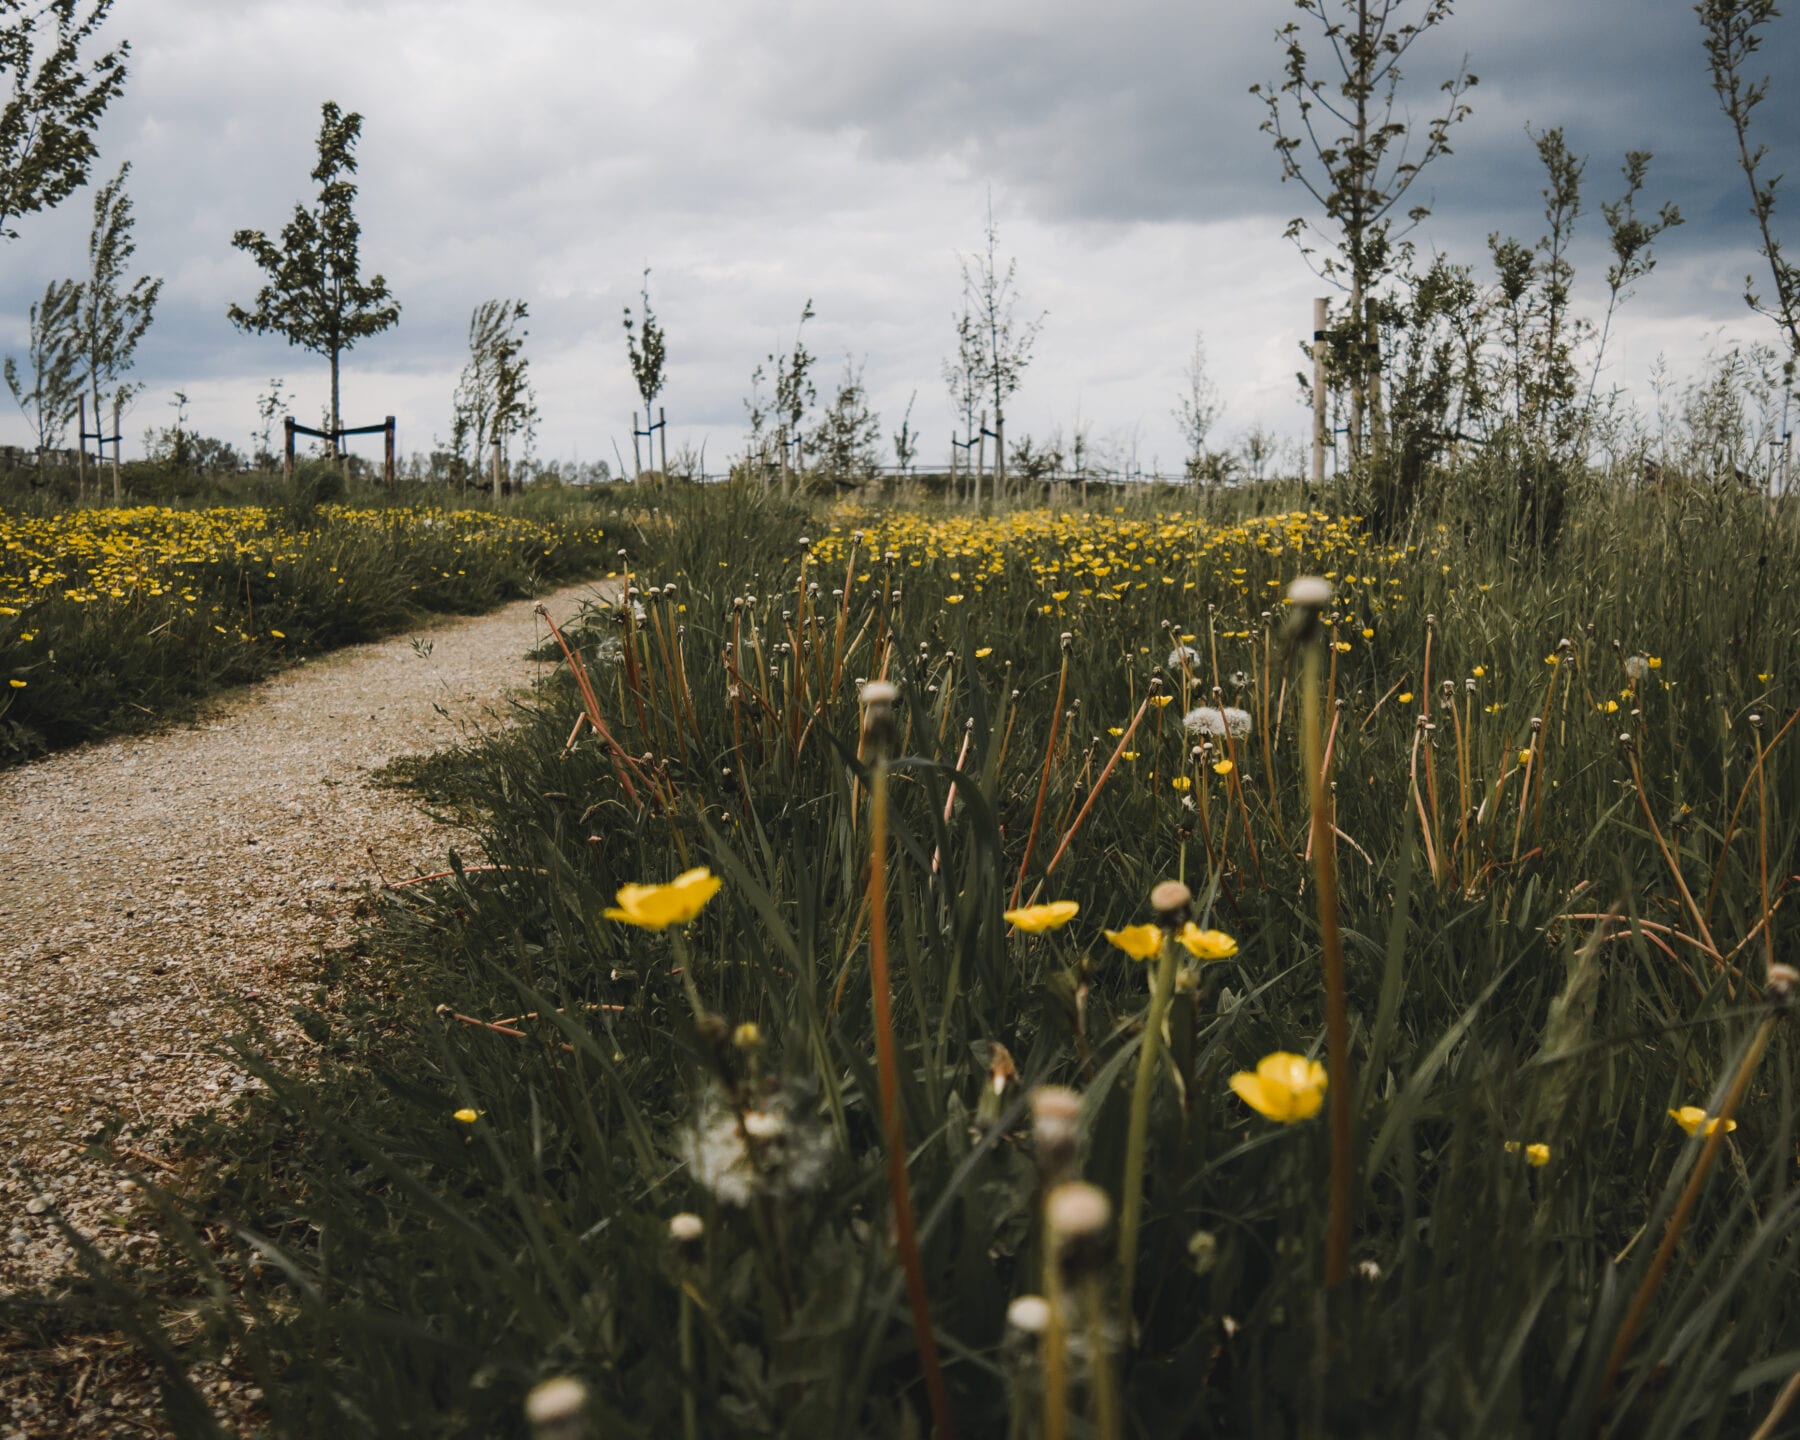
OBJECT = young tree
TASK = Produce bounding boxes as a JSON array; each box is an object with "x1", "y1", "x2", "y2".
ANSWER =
[
  {"x1": 1588, "y1": 152, "x2": 1683, "y2": 406},
  {"x1": 1174, "y1": 331, "x2": 1223, "y2": 480},
  {"x1": 0, "y1": 0, "x2": 127, "y2": 243},
  {"x1": 253, "y1": 377, "x2": 289, "y2": 471},
  {"x1": 77, "y1": 161, "x2": 159, "y2": 496},
  {"x1": 228, "y1": 101, "x2": 400, "y2": 458},
  {"x1": 1251, "y1": 0, "x2": 1477, "y2": 459},
  {"x1": 943, "y1": 305, "x2": 982, "y2": 491},
  {"x1": 956, "y1": 199, "x2": 1044, "y2": 505},
  {"x1": 892, "y1": 389, "x2": 918, "y2": 475},
  {"x1": 451, "y1": 299, "x2": 536, "y2": 487},
  {"x1": 770, "y1": 299, "x2": 816, "y2": 477},
  {"x1": 4, "y1": 277, "x2": 81, "y2": 473},
  {"x1": 622, "y1": 267, "x2": 666, "y2": 473},
  {"x1": 1697, "y1": 0, "x2": 1800, "y2": 372},
  {"x1": 814, "y1": 355, "x2": 882, "y2": 482}
]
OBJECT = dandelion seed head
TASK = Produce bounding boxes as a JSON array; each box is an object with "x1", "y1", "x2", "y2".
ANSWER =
[
  {"x1": 681, "y1": 1081, "x2": 833, "y2": 1207},
  {"x1": 1184, "y1": 705, "x2": 1252, "y2": 739}
]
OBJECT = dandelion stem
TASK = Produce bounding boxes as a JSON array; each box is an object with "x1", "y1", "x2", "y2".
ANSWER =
[
  {"x1": 1703, "y1": 707, "x2": 1800, "y2": 927},
  {"x1": 1625, "y1": 744, "x2": 1722, "y2": 970},
  {"x1": 1301, "y1": 638, "x2": 1353, "y2": 1289},
  {"x1": 1117, "y1": 928, "x2": 1179, "y2": 1340},
  {"x1": 1012, "y1": 647, "x2": 1071, "y2": 908},
  {"x1": 1033, "y1": 692, "x2": 1155, "y2": 897},
  {"x1": 867, "y1": 740, "x2": 957, "y2": 1440},
  {"x1": 679, "y1": 1285, "x2": 699, "y2": 1440},
  {"x1": 1598, "y1": 1012, "x2": 1776, "y2": 1405},
  {"x1": 1086, "y1": 1271, "x2": 1122, "y2": 1440}
]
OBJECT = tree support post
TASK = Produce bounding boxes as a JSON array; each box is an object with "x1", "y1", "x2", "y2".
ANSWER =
[{"x1": 1312, "y1": 298, "x2": 1328, "y2": 487}]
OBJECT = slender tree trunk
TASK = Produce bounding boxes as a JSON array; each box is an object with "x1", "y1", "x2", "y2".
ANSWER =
[
  {"x1": 1347, "y1": 0, "x2": 1371, "y2": 463},
  {"x1": 995, "y1": 409, "x2": 1006, "y2": 506},
  {"x1": 329, "y1": 346, "x2": 342, "y2": 460}
]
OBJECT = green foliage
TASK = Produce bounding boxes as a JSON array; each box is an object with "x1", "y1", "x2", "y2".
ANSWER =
[
  {"x1": 3, "y1": 276, "x2": 82, "y2": 461},
  {"x1": 452, "y1": 299, "x2": 538, "y2": 479},
  {"x1": 0, "y1": 496, "x2": 614, "y2": 764},
  {"x1": 0, "y1": 0, "x2": 127, "y2": 241},
  {"x1": 1698, "y1": 0, "x2": 1800, "y2": 371},
  {"x1": 35, "y1": 474, "x2": 1800, "y2": 1436},
  {"x1": 77, "y1": 160, "x2": 160, "y2": 456},
  {"x1": 622, "y1": 267, "x2": 668, "y2": 414},
  {"x1": 227, "y1": 100, "x2": 401, "y2": 445},
  {"x1": 1252, "y1": 0, "x2": 1477, "y2": 457},
  {"x1": 813, "y1": 355, "x2": 882, "y2": 482}
]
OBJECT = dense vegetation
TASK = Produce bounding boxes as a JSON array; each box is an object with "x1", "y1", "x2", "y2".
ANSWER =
[
  {"x1": 23, "y1": 470, "x2": 1800, "y2": 1437},
  {"x1": 0, "y1": 467, "x2": 615, "y2": 764}
]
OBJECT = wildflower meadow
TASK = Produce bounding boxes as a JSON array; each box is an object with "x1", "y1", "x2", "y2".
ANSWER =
[
  {"x1": 0, "y1": 487, "x2": 613, "y2": 763},
  {"x1": 30, "y1": 475, "x2": 1800, "y2": 1438}
]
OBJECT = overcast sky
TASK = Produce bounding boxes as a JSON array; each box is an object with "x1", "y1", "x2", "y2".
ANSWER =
[{"x1": 0, "y1": 0, "x2": 1795, "y2": 476}]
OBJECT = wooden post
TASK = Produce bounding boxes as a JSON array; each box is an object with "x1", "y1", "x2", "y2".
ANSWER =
[
  {"x1": 1365, "y1": 297, "x2": 1385, "y2": 465},
  {"x1": 995, "y1": 413, "x2": 1006, "y2": 506},
  {"x1": 77, "y1": 395, "x2": 88, "y2": 498},
  {"x1": 384, "y1": 416, "x2": 396, "y2": 487},
  {"x1": 778, "y1": 424, "x2": 789, "y2": 496},
  {"x1": 975, "y1": 408, "x2": 987, "y2": 510},
  {"x1": 110, "y1": 394, "x2": 121, "y2": 503},
  {"x1": 1312, "y1": 298, "x2": 1328, "y2": 487},
  {"x1": 631, "y1": 412, "x2": 643, "y2": 480},
  {"x1": 658, "y1": 405, "x2": 668, "y2": 480},
  {"x1": 284, "y1": 416, "x2": 296, "y2": 483},
  {"x1": 949, "y1": 432, "x2": 958, "y2": 498},
  {"x1": 491, "y1": 437, "x2": 503, "y2": 497}
]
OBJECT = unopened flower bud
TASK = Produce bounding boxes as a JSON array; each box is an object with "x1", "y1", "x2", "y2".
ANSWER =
[{"x1": 1150, "y1": 879, "x2": 1193, "y2": 926}]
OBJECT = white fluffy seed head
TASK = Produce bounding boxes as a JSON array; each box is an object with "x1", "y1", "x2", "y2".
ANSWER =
[
  {"x1": 1287, "y1": 575, "x2": 1333, "y2": 608},
  {"x1": 525, "y1": 1377, "x2": 589, "y2": 1429},
  {"x1": 1007, "y1": 1295, "x2": 1053, "y2": 1334},
  {"x1": 1046, "y1": 1181, "x2": 1112, "y2": 1239},
  {"x1": 668, "y1": 1212, "x2": 704, "y2": 1244}
]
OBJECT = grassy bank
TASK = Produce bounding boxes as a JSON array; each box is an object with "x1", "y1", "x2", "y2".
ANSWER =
[{"x1": 31, "y1": 476, "x2": 1800, "y2": 1436}]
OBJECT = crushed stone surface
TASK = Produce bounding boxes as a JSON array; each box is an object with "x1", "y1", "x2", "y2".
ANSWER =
[{"x1": 0, "y1": 578, "x2": 612, "y2": 1438}]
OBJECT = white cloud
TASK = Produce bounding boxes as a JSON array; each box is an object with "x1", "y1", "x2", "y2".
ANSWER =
[{"x1": 0, "y1": 0, "x2": 1792, "y2": 474}]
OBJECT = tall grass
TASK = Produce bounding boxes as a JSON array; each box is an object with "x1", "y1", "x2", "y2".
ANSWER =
[{"x1": 29, "y1": 472, "x2": 1800, "y2": 1437}]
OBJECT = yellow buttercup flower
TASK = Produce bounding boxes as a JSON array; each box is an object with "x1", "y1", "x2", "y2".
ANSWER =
[
  {"x1": 945, "y1": 594, "x2": 965, "y2": 605},
  {"x1": 1668, "y1": 1106, "x2": 1737, "y2": 1138},
  {"x1": 1104, "y1": 924, "x2": 1163, "y2": 961},
  {"x1": 975, "y1": 647, "x2": 993, "y2": 658},
  {"x1": 604, "y1": 867, "x2": 724, "y2": 930},
  {"x1": 1503, "y1": 1140, "x2": 1550, "y2": 1166},
  {"x1": 1398, "y1": 692, "x2": 1414, "y2": 704},
  {"x1": 1004, "y1": 900, "x2": 1080, "y2": 934},
  {"x1": 1169, "y1": 774, "x2": 1190, "y2": 791},
  {"x1": 1212, "y1": 758, "x2": 1233, "y2": 776},
  {"x1": 1229, "y1": 1052, "x2": 1327, "y2": 1123},
  {"x1": 453, "y1": 1108, "x2": 481, "y2": 1124},
  {"x1": 1150, "y1": 694, "x2": 1173, "y2": 708},
  {"x1": 1177, "y1": 924, "x2": 1238, "y2": 961}
]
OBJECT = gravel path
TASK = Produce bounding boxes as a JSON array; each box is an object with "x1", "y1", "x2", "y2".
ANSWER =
[{"x1": 0, "y1": 577, "x2": 612, "y2": 1438}]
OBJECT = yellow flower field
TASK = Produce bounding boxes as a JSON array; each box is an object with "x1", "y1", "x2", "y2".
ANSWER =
[{"x1": 0, "y1": 504, "x2": 606, "y2": 612}]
